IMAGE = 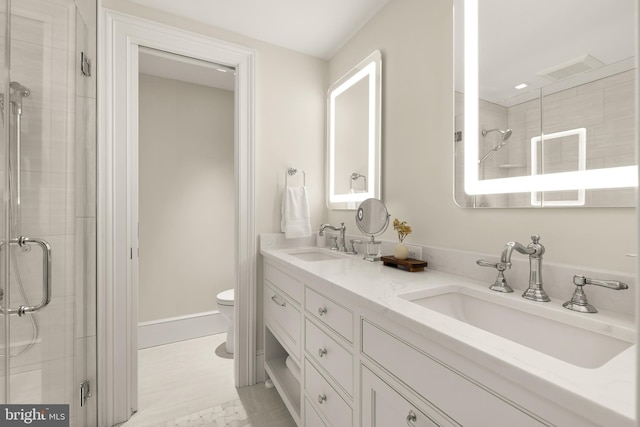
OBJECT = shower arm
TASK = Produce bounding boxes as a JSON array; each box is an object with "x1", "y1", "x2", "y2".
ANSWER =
[{"x1": 16, "y1": 110, "x2": 21, "y2": 227}]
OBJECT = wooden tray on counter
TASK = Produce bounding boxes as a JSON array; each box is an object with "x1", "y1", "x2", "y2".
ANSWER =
[{"x1": 380, "y1": 256, "x2": 428, "y2": 272}]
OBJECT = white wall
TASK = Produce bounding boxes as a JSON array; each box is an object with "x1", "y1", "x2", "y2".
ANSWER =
[
  {"x1": 328, "y1": 0, "x2": 636, "y2": 274},
  {"x1": 103, "y1": 0, "x2": 328, "y2": 349},
  {"x1": 138, "y1": 74, "x2": 235, "y2": 322}
]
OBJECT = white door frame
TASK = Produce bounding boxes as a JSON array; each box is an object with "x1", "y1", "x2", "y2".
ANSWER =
[{"x1": 98, "y1": 10, "x2": 256, "y2": 426}]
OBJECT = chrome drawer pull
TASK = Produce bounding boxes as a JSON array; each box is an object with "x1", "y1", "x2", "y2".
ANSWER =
[
  {"x1": 406, "y1": 410, "x2": 417, "y2": 426},
  {"x1": 318, "y1": 348, "x2": 327, "y2": 358},
  {"x1": 318, "y1": 394, "x2": 327, "y2": 404},
  {"x1": 318, "y1": 306, "x2": 327, "y2": 316},
  {"x1": 271, "y1": 294, "x2": 286, "y2": 307}
]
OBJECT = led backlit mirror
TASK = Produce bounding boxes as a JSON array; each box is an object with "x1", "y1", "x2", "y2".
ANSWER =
[
  {"x1": 327, "y1": 50, "x2": 381, "y2": 210},
  {"x1": 454, "y1": 0, "x2": 637, "y2": 208}
]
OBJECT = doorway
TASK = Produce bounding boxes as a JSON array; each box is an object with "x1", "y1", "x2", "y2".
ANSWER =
[
  {"x1": 99, "y1": 11, "x2": 256, "y2": 426},
  {"x1": 136, "y1": 48, "x2": 236, "y2": 350}
]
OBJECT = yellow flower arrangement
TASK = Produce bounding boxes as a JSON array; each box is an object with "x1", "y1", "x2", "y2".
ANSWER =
[{"x1": 393, "y1": 218, "x2": 412, "y2": 243}]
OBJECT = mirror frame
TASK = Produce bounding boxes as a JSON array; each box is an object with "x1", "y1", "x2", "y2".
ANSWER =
[
  {"x1": 327, "y1": 49, "x2": 382, "y2": 209},
  {"x1": 461, "y1": 0, "x2": 638, "y2": 196}
]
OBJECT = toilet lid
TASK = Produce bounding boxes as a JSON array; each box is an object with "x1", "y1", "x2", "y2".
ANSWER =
[{"x1": 217, "y1": 289, "x2": 234, "y2": 305}]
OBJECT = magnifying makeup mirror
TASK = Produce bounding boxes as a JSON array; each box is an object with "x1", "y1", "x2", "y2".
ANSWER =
[{"x1": 355, "y1": 198, "x2": 390, "y2": 261}]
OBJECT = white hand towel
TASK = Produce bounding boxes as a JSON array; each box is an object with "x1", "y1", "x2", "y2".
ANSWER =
[{"x1": 281, "y1": 186, "x2": 312, "y2": 239}]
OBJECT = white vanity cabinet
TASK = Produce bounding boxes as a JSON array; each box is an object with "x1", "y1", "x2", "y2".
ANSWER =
[
  {"x1": 263, "y1": 262, "x2": 304, "y2": 425},
  {"x1": 263, "y1": 259, "x2": 357, "y2": 426},
  {"x1": 360, "y1": 319, "x2": 551, "y2": 427},
  {"x1": 261, "y1": 248, "x2": 632, "y2": 427},
  {"x1": 303, "y1": 286, "x2": 355, "y2": 426}
]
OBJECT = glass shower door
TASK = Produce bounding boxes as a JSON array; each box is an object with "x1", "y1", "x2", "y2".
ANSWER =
[{"x1": 0, "y1": 0, "x2": 97, "y2": 425}]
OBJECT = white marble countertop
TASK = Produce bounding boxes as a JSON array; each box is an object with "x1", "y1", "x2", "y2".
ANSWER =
[{"x1": 260, "y1": 240, "x2": 636, "y2": 426}]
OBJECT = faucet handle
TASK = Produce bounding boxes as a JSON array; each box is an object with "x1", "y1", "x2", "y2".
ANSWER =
[
  {"x1": 347, "y1": 239, "x2": 363, "y2": 255},
  {"x1": 572, "y1": 275, "x2": 628, "y2": 290},
  {"x1": 563, "y1": 275, "x2": 628, "y2": 313},
  {"x1": 476, "y1": 259, "x2": 507, "y2": 271},
  {"x1": 476, "y1": 259, "x2": 513, "y2": 293}
]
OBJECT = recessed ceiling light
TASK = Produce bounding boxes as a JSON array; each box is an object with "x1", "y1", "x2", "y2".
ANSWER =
[{"x1": 514, "y1": 83, "x2": 528, "y2": 90}]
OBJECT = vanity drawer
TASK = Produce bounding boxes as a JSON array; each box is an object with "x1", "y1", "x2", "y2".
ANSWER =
[
  {"x1": 265, "y1": 262, "x2": 303, "y2": 303},
  {"x1": 305, "y1": 358, "x2": 352, "y2": 427},
  {"x1": 361, "y1": 320, "x2": 549, "y2": 427},
  {"x1": 361, "y1": 364, "x2": 456, "y2": 427},
  {"x1": 305, "y1": 287, "x2": 353, "y2": 342},
  {"x1": 305, "y1": 318, "x2": 353, "y2": 396},
  {"x1": 304, "y1": 397, "x2": 327, "y2": 427},
  {"x1": 264, "y1": 283, "x2": 301, "y2": 360}
]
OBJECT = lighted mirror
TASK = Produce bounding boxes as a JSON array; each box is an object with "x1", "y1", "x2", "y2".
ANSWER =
[
  {"x1": 327, "y1": 50, "x2": 381, "y2": 210},
  {"x1": 454, "y1": 0, "x2": 637, "y2": 208}
]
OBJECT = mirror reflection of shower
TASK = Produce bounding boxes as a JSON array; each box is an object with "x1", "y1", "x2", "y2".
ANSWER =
[
  {"x1": 479, "y1": 128, "x2": 513, "y2": 164},
  {"x1": 350, "y1": 172, "x2": 367, "y2": 193},
  {"x1": 473, "y1": 128, "x2": 512, "y2": 208},
  {"x1": 1, "y1": 81, "x2": 38, "y2": 357}
]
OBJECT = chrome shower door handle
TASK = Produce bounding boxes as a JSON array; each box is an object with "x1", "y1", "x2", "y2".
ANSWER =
[{"x1": 1, "y1": 236, "x2": 52, "y2": 316}]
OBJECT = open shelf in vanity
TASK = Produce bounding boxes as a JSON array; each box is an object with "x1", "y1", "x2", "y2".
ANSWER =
[{"x1": 264, "y1": 327, "x2": 301, "y2": 424}]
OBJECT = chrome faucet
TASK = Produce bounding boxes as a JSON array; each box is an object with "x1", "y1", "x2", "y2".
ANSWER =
[
  {"x1": 318, "y1": 223, "x2": 347, "y2": 252},
  {"x1": 501, "y1": 234, "x2": 549, "y2": 302}
]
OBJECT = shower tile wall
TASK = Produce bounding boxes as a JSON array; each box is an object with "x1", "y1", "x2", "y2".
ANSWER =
[
  {"x1": 0, "y1": 0, "x2": 96, "y2": 425},
  {"x1": 506, "y1": 69, "x2": 635, "y2": 207},
  {"x1": 455, "y1": 69, "x2": 636, "y2": 207}
]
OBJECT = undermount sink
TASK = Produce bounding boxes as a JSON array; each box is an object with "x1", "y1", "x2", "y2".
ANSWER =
[
  {"x1": 399, "y1": 286, "x2": 634, "y2": 369},
  {"x1": 287, "y1": 248, "x2": 347, "y2": 262}
]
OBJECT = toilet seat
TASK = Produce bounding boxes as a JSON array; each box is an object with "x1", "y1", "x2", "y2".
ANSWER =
[{"x1": 217, "y1": 289, "x2": 234, "y2": 306}]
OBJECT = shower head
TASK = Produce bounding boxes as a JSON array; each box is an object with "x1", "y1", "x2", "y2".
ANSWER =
[
  {"x1": 478, "y1": 129, "x2": 514, "y2": 164},
  {"x1": 10, "y1": 81, "x2": 30, "y2": 97},
  {"x1": 482, "y1": 128, "x2": 512, "y2": 141}
]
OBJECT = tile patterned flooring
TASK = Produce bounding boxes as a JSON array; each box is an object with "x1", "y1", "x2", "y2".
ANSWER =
[{"x1": 119, "y1": 335, "x2": 296, "y2": 427}]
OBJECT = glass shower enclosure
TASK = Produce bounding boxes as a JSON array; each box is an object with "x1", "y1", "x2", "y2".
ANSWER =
[{"x1": 0, "y1": 0, "x2": 96, "y2": 425}]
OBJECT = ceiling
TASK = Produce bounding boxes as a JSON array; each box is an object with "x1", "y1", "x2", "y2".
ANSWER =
[
  {"x1": 127, "y1": 0, "x2": 390, "y2": 60},
  {"x1": 139, "y1": 47, "x2": 237, "y2": 91},
  {"x1": 133, "y1": 0, "x2": 635, "y2": 101}
]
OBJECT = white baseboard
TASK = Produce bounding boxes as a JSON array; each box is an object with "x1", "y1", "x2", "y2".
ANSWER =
[{"x1": 138, "y1": 311, "x2": 228, "y2": 349}]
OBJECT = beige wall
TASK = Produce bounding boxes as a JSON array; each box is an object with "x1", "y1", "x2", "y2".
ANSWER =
[
  {"x1": 103, "y1": 0, "x2": 329, "y2": 237},
  {"x1": 105, "y1": 0, "x2": 635, "y2": 347},
  {"x1": 328, "y1": 0, "x2": 636, "y2": 274},
  {"x1": 138, "y1": 74, "x2": 235, "y2": 322}
]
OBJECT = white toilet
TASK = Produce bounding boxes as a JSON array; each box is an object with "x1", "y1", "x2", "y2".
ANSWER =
[{"x1": 216, "y1": 289, "x2": 235, "y2": 354}]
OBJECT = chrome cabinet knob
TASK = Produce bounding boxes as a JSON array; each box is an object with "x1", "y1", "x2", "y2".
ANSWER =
[
  {"x1": 318, "y1": 348, "x2": 327, "y2": 358},
  {"x1": 318, "y1": 307, "x2": 327, "y2": 316}
]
